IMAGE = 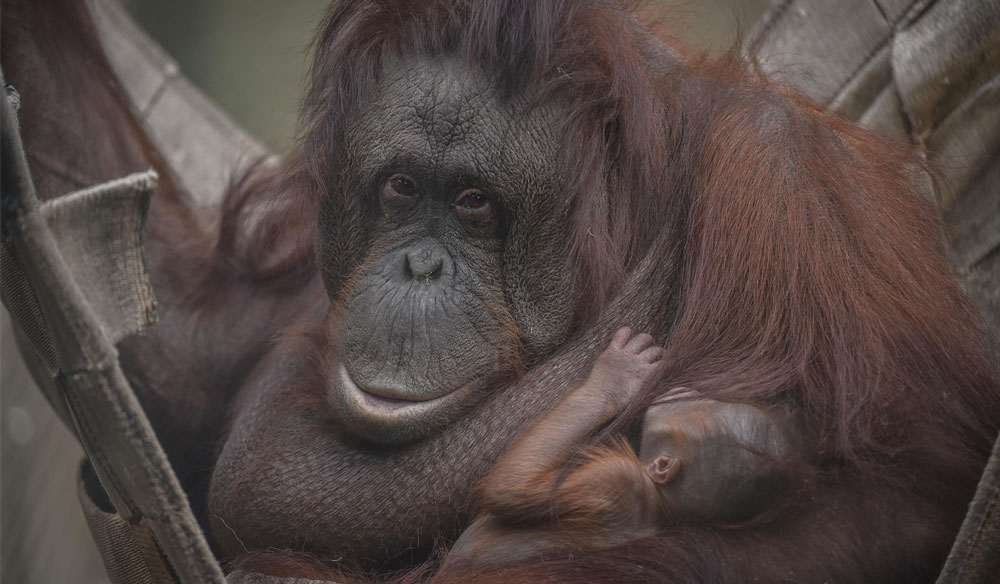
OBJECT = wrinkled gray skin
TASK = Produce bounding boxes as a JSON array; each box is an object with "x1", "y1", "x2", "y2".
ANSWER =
[
  {"x1": 323, "y1": 56, "x2": 574, "y2": 445},
  {"x1": 208, "y1": 55, "x2": 662, "y2": 565}
]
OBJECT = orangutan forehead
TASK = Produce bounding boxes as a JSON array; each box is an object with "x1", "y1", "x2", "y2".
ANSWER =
[
  {"x1": 389, "y1": 56, "x2": 495, "y2": 141},
  {"x1": 345, "y1": 55, "x2": 562, "y2": 200}
]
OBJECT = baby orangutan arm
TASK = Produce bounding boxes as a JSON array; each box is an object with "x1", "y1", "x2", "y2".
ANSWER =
[
  {"x1": 476, "y1": 327, "x2": 664, "y2": 522},
  {"x1": 446, "y1": 438, "x2": 661, "y2": 568}
]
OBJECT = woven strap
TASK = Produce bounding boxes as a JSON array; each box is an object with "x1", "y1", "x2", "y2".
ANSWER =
[
  {"x1": 79, "y1": 460, "x2": 176, "y2": 584},
  {"x1": 0, "y1": 66, "x2": 224, "y2": 583},
  {"x1": 937, "y1": 433, "x2": 1000, "y2": 584}
]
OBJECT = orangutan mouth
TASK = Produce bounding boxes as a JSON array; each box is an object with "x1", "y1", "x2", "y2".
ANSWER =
[{"x1": 337, "y1": 364, "x2": 447, "y2": 414}]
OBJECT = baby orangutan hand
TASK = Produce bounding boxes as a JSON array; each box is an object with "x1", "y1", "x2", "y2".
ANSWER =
[{"x1": 588, "y1": 326, "x2": 665, "y2": 413}]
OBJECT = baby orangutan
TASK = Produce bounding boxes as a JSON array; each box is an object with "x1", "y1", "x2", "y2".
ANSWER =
[{"x1": 445, "y1": 327, "x2": 797, "y2": 567}]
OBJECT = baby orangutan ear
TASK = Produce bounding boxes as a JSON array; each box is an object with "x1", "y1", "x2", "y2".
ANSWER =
[{"x1": 647, "y1": 455, "x2": 681, "y2": 484}]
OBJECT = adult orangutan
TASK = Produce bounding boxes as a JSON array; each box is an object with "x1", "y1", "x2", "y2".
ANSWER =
[
  {"x1": 203, "y1": 1, "x2": 1000, "y2": 581},
  {"x1": 3, "y1": 0, "x2": 999, "y2": 583}
]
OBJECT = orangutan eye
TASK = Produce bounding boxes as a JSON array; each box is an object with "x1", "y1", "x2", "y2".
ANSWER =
[
  {"x1": 386, "y1": 174, "x2": 417, "y2": 197},
  {"x1": 382, "y1": 175, "x2": 419, "y2": 213},
  {"x1": 454, "y1": 189, "x2": 493, "y2": 223}
]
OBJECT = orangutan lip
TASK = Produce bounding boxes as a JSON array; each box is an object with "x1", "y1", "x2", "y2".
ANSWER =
[
  {"x1": 337, "y1": 364, "x2": 439, "y2": 412},
  {"x1": 360, "y1": 391, "x2": 419, "y2": 411}
]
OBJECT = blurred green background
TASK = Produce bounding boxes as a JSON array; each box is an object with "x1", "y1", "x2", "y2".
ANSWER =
[{"x1": 1, "y1": 1, "x2": 768, "y2": 583}]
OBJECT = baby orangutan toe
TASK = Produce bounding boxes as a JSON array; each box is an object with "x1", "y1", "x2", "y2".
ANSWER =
[
  {"x1": 609, "y1": 326, "x2": 633, "y2": 350},
  {"x1": 621, "y1": 329, "x2": 666, "y2": 368}
]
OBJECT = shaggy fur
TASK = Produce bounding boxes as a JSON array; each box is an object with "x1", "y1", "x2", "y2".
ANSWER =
[
  {"x1": 220, "y1": 1, "x2": 1000, "y2": 581},
  {"x1": 6, "y1": 1, "x2": 999, "y2": 583}
]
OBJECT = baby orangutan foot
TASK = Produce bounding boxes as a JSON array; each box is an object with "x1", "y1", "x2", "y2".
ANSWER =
[{"x1": 590, "y1": 327, "x2": 665, "y2": 412}]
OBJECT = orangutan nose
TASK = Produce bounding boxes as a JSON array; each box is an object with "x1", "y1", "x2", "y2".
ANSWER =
[{"x1": 404, "y1": 239, "x2": 454, "y2": 283}]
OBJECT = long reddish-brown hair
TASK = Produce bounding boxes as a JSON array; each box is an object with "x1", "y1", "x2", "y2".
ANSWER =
[
  {"x1": 218, "y1": 1, "x2": 1000, "y2": 580},
  {"x1": 235, "y1": 0, "x2": 998, "y2": 458}
]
